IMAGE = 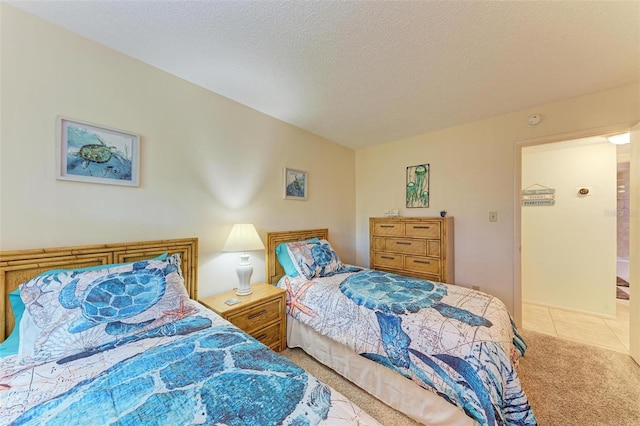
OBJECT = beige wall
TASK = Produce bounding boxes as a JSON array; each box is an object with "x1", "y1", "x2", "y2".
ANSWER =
[
  {"x1": 0, "y1": 4, "x2": 356, "y2": 297},
  {"x1": 2, "y1": 4, "x2": 639, "y2": 317},
  {"x1": 522, "y1": 139, "x2": 617, "y2": 316},
  {"x1": 356, "y1": 84, "x2": 640, "y2": 312}
]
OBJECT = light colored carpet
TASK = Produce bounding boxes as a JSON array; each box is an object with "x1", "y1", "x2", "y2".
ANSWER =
[
  {"x1": 282, "y1": 329, "x2": 640, "y2": 425},
  {"x1": 518, "y1": 329, "x2": 640, "y2": 426}
]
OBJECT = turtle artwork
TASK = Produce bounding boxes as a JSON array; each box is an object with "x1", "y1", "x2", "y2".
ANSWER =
[
  {"x1": 58, "y1": 262, "x2": 175, "y2": 336},
  {"x1": 76, "y1": 135, "x2": 128, "y2": 169},
  {"x1": 64, "y1": 124, "x2": 133, "y2": 181}
]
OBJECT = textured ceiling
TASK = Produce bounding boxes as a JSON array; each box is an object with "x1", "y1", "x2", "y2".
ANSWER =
[{"x1": 9, "y1": 0, "x2": 640, "y2": 149}]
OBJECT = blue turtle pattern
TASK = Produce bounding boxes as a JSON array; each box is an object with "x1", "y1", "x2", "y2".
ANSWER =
[
  {"x1": 338, "y1": 270, "x2": 536, "y2": 426},
  {"x1": 58, "y1": 261, "x2": 173, "y2": 334},
  {"x1": 11, "y1": 324, "x2": 332, "y2": 425}
]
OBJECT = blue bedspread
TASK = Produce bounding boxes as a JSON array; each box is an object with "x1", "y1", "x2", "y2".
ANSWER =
[
  {"x1": 1, "y1": 306, "x2": 380, "y2": 426},
  {"x1": 279, "y1": 269, "x2": 537, "y2": 426}
]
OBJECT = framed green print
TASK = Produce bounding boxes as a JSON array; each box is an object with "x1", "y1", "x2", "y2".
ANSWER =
[{"x1": 406, "y1": 164, "x2": 429, "y2": 208}]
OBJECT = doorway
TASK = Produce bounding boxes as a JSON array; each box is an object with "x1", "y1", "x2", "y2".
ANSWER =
[{"x1": 513, "y1": 123, "x2": 639, "y2": 363}]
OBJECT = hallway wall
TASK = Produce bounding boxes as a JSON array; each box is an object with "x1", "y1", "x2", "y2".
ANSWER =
[{"x1": 522, "y1": 138, "x2": 617, "y2": 316}]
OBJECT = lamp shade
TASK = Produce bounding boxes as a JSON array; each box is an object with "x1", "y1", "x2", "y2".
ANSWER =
[{"x1": 223, "y1": 224, "x2": 265, "y2": 252}]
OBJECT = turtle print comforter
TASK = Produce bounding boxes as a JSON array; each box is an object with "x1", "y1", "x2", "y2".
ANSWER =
[
  {"x1": 278, "y1": 268, "x2": 537, "y2": 426},
  {"x1": 0, "y1": 303, "x2": 381, "y2": 426}
]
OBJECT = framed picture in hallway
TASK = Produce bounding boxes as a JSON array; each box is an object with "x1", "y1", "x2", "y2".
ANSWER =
[{"x1": 56, "y1": 116, "x2": 140, "y2": 187}]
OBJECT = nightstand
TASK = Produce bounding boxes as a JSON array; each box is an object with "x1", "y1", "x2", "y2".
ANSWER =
[{"x1": 199, "y1": 283, "x2": 286, "y2": 352}]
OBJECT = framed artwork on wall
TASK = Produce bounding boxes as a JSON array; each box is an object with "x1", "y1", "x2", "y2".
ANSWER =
[
  {"x1": 406, "y1": 163, "x2": 429, "y2": 208},
  {"x1": 283, "y1": 167, "x2": 307, "y2": 200},
  {"x1": 56, "y1": 116, "x2": 140, "y2": 187}
]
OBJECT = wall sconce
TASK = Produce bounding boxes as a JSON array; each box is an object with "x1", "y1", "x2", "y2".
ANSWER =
[{"x1": 223, "y1": 224, "x2": 265, "y2": 296}]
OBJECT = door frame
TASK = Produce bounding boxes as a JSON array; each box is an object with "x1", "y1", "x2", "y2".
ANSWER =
[{"x1": 513, "y1": 122, "x2": 637, "y2": 329}]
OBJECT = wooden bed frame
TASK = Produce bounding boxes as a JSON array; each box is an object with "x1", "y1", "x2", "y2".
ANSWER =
[
  {"x1": 265, "y1": 228, "x2": 328, "y2": 284},
  {"x1": 0, "y1": 238, "x2": 198, "y2": 342}
]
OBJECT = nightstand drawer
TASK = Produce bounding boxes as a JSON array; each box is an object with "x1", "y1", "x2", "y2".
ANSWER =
[
  {"x1": 227, "y1": 298, "x2": 281, "y2": 334},
  {"x1": 250, "y1": 322, "x2": 281, "y2": 350}
]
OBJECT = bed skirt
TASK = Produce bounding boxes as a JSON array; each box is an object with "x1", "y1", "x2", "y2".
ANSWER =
[{"x1": 287, "y1": 316, "x2": 479, "y2": 426}]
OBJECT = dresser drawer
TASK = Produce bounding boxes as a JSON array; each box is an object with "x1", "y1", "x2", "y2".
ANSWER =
[
  {"x1": 227, "y1": 298, "x2": 281, "y2": 334},
  {"x1": 404, "y1": 256, "x2": 441, "y2": 276},
  {"x1": 373, "y1": 222, "x2": 403, "y2": 236},
  {"x1": 374, "y1": 252, "x2": 403, "y2": 269},
  {"x1": 249, "y1": 322, "x2": 282, "y2": 350},
  {"x1": 385, "y1": 238, "x2": 426, "y2": 255},
  {"x1": 405, "y1": 222, "x2": 440, "y2": 239}
]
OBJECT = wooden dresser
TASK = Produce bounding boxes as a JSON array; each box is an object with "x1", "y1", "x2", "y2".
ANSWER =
[{"x1": 369, "y1": 216, "x2": 454, "y2": 283}]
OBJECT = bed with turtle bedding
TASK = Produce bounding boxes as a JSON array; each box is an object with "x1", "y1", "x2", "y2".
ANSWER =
[
  {"x1": 266, "y1": 229, "x2": 537, "y2": 426},
  {"x1": 0, "y1": 238, "x2": 381, "y2": 426}
]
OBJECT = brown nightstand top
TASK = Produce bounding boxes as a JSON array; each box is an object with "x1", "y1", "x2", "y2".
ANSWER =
[{"x1": 199, "y1": 283, "x2": 285, "y2": 316}]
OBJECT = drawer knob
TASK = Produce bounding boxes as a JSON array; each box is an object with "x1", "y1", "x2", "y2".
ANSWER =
[
  {"x1": 396, "y1": 242, "x2": 411, "y2": 246},
  {"x1": 381, "y1": 255, "x2": 395, "y2": 260},
  {"x1": 248, "y1": 309, "x2": 267, "y2": 319},
  {"x1": 380, "y1": 225, "x2": 395, "y2": 228},
  {"x1": 414, "y1": 226, "x2": 430, "y2": 229},
  {"x1": 255, "y1": 333, "x2": 268, "y2": 341},
  {"x1": 414, "y1": 260, "x2": 430, "y2": 265}
]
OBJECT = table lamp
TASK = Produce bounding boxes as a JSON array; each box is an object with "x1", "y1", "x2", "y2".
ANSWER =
[{"x1": 223, "y1": 223, "x2": 265, "y2": 295}]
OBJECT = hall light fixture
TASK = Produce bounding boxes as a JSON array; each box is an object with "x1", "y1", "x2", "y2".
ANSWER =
[
  {"x1": 607, "y1": 132, "x2": 630, "y2": 145},
  {"x1": 223, "y1": 223, "x2": 265, "y2": 296}
]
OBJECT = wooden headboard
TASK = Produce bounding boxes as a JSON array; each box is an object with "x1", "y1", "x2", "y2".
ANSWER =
[
  {"x1": 0, "y1": 238, "x2": 198, "y2": 342},
  {"x1": 265, "y1": 229, "x2": 328, "y2": 284}
]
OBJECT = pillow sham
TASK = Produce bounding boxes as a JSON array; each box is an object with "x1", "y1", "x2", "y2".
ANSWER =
[
  {"x1": 275, "y1": 237, "x2": 319, "y2": 277},
  {"x1": 0, "y1": 289, "x2": 25, "y2": 357},
  {"x1": 18, "y1": 254, "x2": 196, "y2": 364},
  {"x1": 285, "y1": 239, "x2": 343, "y2": 279},
  {"x1": 8, "y1": 252, "x2": 171, "y2": 360}
]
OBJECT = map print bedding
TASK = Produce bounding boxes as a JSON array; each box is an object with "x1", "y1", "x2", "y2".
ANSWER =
[
  {"x1": 1, "y1": 306, "x2": 380, "y2": 426},
  {"x1": 0, "y1": 255, "x2": 380, "y2": 426},
  {"x1": 278, "y1": 269, "x2": 537, "y2": 426}
]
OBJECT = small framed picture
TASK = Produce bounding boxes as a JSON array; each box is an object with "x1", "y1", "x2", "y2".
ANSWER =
[
  {"x1": 283, "y1": 167, "x2": 308, "y2": 200},
  {"x1": 56, "y1": 116, "x2": 140, "y2": 187}
]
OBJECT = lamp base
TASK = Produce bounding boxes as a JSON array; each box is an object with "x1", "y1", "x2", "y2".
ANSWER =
[
  {"x1": 235, "y1": 253, "x2": 254, "y2": 296},
  {"x1": 235, "y1": 287, "x2": 253, "y2": 296}
]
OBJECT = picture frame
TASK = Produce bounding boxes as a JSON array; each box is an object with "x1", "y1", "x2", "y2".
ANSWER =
[
  {"x1": 56, "y1": 116, "x2": 140, "y2": 187},
  {"x1": 283, "y1": 167, "x2": 308, "y2": 200},
  {"x1": 406, "y1": 163, "x2": 430, "y2": 208}
]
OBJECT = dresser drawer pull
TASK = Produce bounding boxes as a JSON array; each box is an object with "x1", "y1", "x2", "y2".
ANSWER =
[
  {"x1": 248, "y1": 310, "x2": 267, "y2": 319},
  {"x1": 396, "y1": 242, "x2": 412, "y2": 245},
  {"x1": 255, "y1": 334, "x2": 268, "y2": 341},
  {"x1": 381, "y1": 255, "x2": 396, "y2": 260},
  {"x1": 413, "y1": 226, "x2": 430, "y2": 229},
  {"x1": 413, "y1": 260, "x2": 431, "y2": 265},
  {"x1": 380, "y1": 225, "x2": 395, "y2": 228}
]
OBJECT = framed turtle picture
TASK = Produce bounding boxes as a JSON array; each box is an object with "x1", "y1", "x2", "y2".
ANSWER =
[{"x1": 56, "y1": 116, "x2": 140, "y2": 186}]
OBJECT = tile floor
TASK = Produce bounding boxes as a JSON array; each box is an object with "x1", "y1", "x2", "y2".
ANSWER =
[{"x1": 522, "y1": 299, "x2": 630, "y2": 353}]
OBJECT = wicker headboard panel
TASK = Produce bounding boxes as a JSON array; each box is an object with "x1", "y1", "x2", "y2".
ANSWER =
[
  {"x1": 265, "y1": 229, "x2": 328, "y2": 284},
  {"x1": 0, "y1": 238, "x2": 198, "y2": 342}
]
